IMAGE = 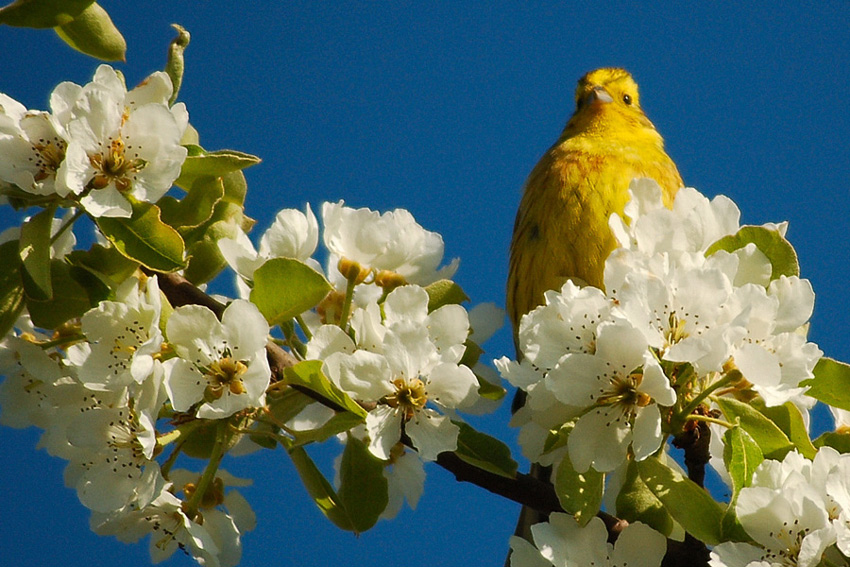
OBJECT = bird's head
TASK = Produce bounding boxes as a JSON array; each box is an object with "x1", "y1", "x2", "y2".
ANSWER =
[{"x1": 566, "y1": 67, "x2": 659, "y2": 139}]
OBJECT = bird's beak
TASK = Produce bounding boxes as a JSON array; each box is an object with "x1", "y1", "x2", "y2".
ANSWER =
[{"x1": 586, "y1": 86, "x2": 613, "y2": 105}]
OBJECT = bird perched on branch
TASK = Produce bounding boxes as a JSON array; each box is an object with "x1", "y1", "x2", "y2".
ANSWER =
[{"x1": 506, "y1": 67, "x2": 683, "y2": 543}]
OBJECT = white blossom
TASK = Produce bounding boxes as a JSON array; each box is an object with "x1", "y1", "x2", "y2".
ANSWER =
[
  {"x1": 321, "y1": 200, "x2": 459, "y2": 286},
  {"x1": 163, "y1": 300, "x2": 270, "y2": 419},
  {"x1": 509, "y1": 514, "x2": 666, "y2": 567}
]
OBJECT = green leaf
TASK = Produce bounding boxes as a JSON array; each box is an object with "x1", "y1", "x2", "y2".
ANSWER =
[
  {"x1": 615, "y1": 459, "x2": 672, "y2": 535},
  {"x1": 715, "y1": 396, "x2": 795, "y2": 460},
  {"x1": 26, "y1": 260, "x2": 109, "y2": 329},
  {"x1": 750, "y1": 398, "x2": 816, "y2": 459},
  {"x1": 336, "y1": 435, "x2": 389, "y2": 533},
  {"x1": 801, "y1": 357, "x2": 850, "y2": 412},
  {"x1": 814, "y1": 431, "x2": 850, "y2": 453},
  {"x1": 553, "y1": 451, "x2": 603, "y2": 526},
  {"x1": 0, "y1": 240, "x2": 25, "y2": 337},
  {"x1": 0, "y1": 0, "x2": 92, "y2": 27},
  {"x1": 159, "y1": 176, "x2": 224, "y2": 231},
  {"x1": 66, "y1": 244, "x2": 139, "y2": 290},
  {"x1": 723, "y1": 427, "x2": 763, "y2": 496},
  {"x1": 424, "y1": 279, "x2": 468, "y2": 311},
  {"x1": 290, "y1": 412, "x2": 365, "y2": 448},
  {"x1": 19, "y1": 206, "x2": 55, "y2": 300},
  {"x1": 720, "y1": 504, "x2": 754, "y2": 543},
  {"x1": 54, "y1": 2, "x2": 124, "y2": 61},
  {"x1": 453, "y1": 421, "x2": 518, "y2": 478},
  {"x1": 183, "y1": 237, "x2": 228, "y2": 285},
  {"x1": 638, "y1": 456, "x2": 724, "y2": 545},
  {"x1": 288, "y1": 446, "x2": 354, "y2": 531},
  {"x1": 96, "y1": 201, "x2": 185, "y2": 272},
  {"x1": 284, "y1": 360, "x2": 367, "y2": 419},
  {"x1": 251, "y1": 258, "x2": 332, "y2": 325},
  {"x1": 705, "y1": 225, "x2": 799, "y2": 280},
  {"x1": 165, "y1": 23, "x2": 190, "y2": 105},
  {"x1": 266, "y1": 388, "x2": 314, "y2": 425},
  {"x1": 175, "y1": 148, "x2": 260, "y2": 189}
]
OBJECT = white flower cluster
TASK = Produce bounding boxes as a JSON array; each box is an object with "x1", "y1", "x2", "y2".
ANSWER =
[
  {"x1": 0, "y1": 64, "x2": 188, "y2": 217},
  {"x1": 218, "y1": 200, "x2": 494, "y2": 514},
  {"x1": 0, "y1": 278, "x2": 260, "y2": 566},
  {"x1": 497, "y1": 179, "x2": 821, "y2": 474},
  {"x1": 711, "y1": 448, "x2": 850, "y2": 567},
  {"x1": 1, "y1": 187, "x2": 489, "y2": 564}
]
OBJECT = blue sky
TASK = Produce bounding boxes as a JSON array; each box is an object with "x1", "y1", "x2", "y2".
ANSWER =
[{"x1": 1, "y1": 3, "x2": 849, "y2": 566}]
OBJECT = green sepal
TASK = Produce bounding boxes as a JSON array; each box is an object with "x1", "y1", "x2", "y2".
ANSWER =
[
  {"x1": 553, "y1": 450, "x2": 603, "y2": 526},
  {"x1": 0, "y1": 0, "x2": 92, "y2": 27},
  {"x1": 283, "y1": 360, "x2": 367, "y2": 419},
  {"x1": 638, "y1": 456, "x2": 724, "y2": 545},
  {"x1": 54, "y1": 2, "x2": 125, "y2": 61},
  {"x1": 615, "y1": 458, "x2": 672, "y2": 535},
  {"x1": 96, "y1": 201, "x2": 186, "y2": 273},
  {"x1": 714, "y1": 396, "x2": 795, "y2": 460},
  {"x1": 19, "y1": 206, "x2": 56, "y2": 300},
  {"x1": 250, "y1": 258, "x2": 332, "y2": 326},
  {"x1": 705, "y1": 225, "x2": 799, "y2": 280},
  {"x1": 453, "y1": 421, "x2": 518, "y2": 479},
  {"x1": 801, "y1": 357, "x2": 850, "y2": 412},
  {"x1": 0, "y1": 240, "x2": 25, "y2": 337},
  {"x1": 424, "y1": 279, "x2": 468, "y2": 311},
  {"x1": 26, "y1": 260, "x2": 109, "y2": 329}
]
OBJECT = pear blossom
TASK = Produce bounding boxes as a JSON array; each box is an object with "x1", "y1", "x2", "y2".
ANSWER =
[
  {"x1": 309, "y1": 285, "x2": 478, "y2": 461},
  {"x1": 64, "y1": 405, "x2": 164, "y2": 512},
  {"x1": 509, "y1": 514, "x2": 666, "y2": 567},
  {"x1": 710, "y1": 450, "x2": 842, "y2": 567},
  {"x1": 548, "y1": 320, "x2": 676, "y2": 472},
  {"x1": 90, "y1": 489, "x2": 227, "y2": 567},
  {"x1": 67, "y1": 276, "x2": 163, "y2": 391},
  {"x1": 54, "y1": 65, "x2": 188, "y2": 217},
  {"x1": 163, "y1": 300, "x2": 270, "y2": 419},
  {"x1": 321, "y1": 200, "x2": 459, "y2": 286}
]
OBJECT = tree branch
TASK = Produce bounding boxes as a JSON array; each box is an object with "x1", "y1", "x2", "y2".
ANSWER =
[{"x1": 151, "y1": 270, "x2": 710, "y2": 567}]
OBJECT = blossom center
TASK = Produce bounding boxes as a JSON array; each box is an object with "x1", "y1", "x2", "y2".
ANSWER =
[
  {"x1": 89, "y1": 137, "x2": 147, "y2": 192},
  {"x1": 385, "y1": 378, "x2": 427, "y2": 420},
  {"x1": 203, "y1": 357, "x2": 248, "y2": 401},
  {"x1": 32, "y1": 137, "x2": 66, "y2": 181},
  {"x1": 665, "y1": 312, "x2": 689, "y2": 345},
  {"x1": 599, "y1": 371, "x2": 650, "y2": 408}
]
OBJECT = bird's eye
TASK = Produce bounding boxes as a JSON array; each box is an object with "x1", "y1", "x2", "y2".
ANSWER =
[{"x1": 623, "y1": 94, "x2": 632, "y2": 105}]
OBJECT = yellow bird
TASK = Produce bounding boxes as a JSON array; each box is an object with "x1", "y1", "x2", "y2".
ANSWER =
[
  {"x1": 506, "y1": 68, "x2": 683, "y2": 543},
  {"x1": 507, "y1": 67, "x2": 683, "y2": 333}
]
